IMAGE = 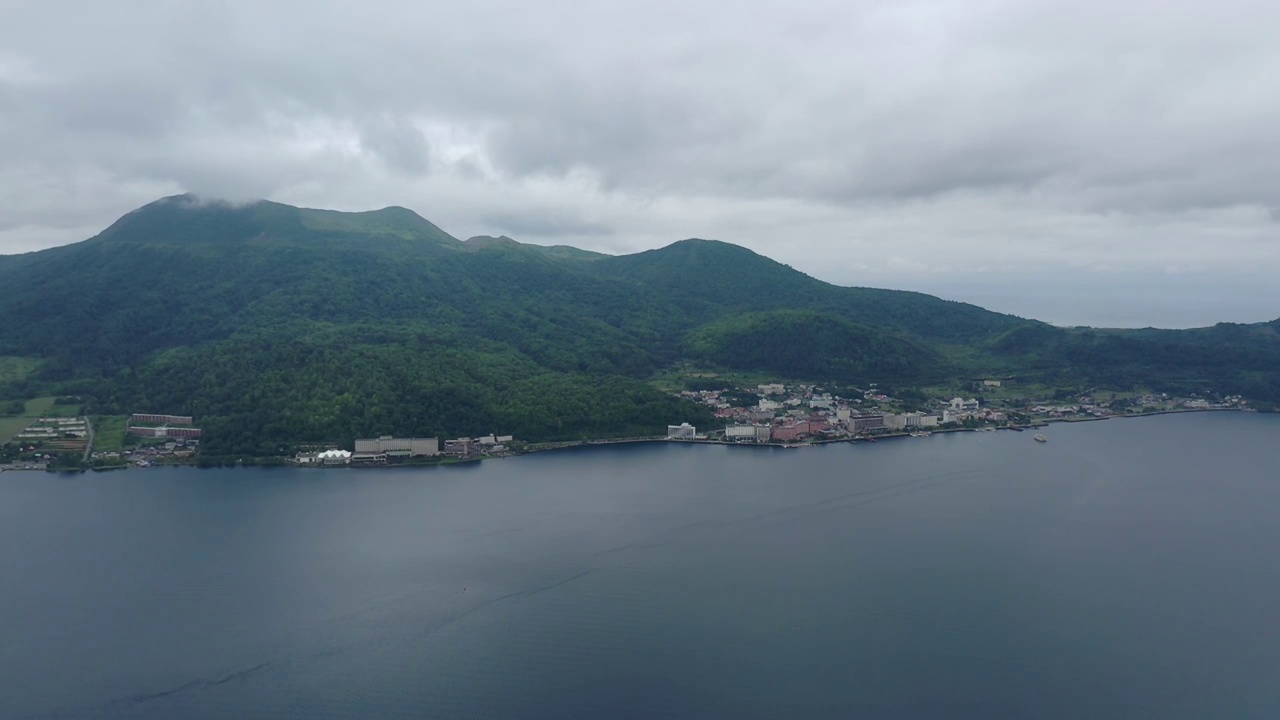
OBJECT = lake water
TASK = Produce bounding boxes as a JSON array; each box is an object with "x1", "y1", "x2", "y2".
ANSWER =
[{"x1": 3, "y1": 411, "x2": 1280, "y2": 718}]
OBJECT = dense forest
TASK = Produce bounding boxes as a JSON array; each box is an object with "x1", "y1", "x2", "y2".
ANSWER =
[
  {"x1": 0, "y1": 194, "x2": 1276, "y2": 456},
  {"x1": 684, "y1": 310, "x2": 946, "y2": 385}
]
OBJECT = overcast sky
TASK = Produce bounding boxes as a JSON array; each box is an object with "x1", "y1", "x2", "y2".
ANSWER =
[{"x1": 2, "y1": 0, "x2": 1278, "y2": 327}]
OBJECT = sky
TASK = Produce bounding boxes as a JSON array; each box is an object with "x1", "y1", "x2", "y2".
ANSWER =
[{"x1": 1, "y1": 0, "x2": 1278, "y2": 328}]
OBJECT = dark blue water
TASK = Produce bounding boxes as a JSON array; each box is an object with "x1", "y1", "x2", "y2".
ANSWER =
[{"x1": 3, "y1": 411, "x2": 1280, "y2": 718}]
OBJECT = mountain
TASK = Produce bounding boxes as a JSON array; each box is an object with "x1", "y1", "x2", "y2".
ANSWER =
[
  {"x1": 465, "y1": 235, "x2": 608, "y2": 262},
  {"x1": 0, "y1": 195, "x2": 1276, "y2": 456},
  {"x1": 598, "y1": 239, "x2": 1036, "y2": 343},
  {"x1": 99, "y1": 194, "x2": 460, "y2": 246}
]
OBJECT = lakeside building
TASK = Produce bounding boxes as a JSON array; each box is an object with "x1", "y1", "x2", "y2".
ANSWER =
[
  {"x1": 444, "y1": 438, "x2": 474, "y2": 457},
  {"x1": 875, "y1": 413, "x2": 942, "y2": 431},
  {"x1": 903, "y1": 412, "x2": 940, "y2": 428},
  {"x1": 130, "y1": 413, "x2": 194, "y2": 426},
  {"x1": 725, "y1": 425, "x2": 771, "y2": 443},
  {"x1": 354, "y1": 436, "x2": 439, "y2": 458},
  {"x1": 771, "y1": 421, "x2": 810, "y2": 442},
  {"x1": 297, "y1": 449, "x2": 352, "y2": 465},
  {"x1": 849, "y1": 413, "x2": 885, "y2": 434},
  {"x1": 128, "y1": 412, "x2": 202, "y2": 440},
  {"x1": 320, "y1": 449, "x2": 351, "y2": 465},
  {"x1": 667, "y1": 423, "x2": 697, "y2": 440},
  {"x1": 807, "y1": 417, "x2": 831, "y2": 433},
  {"x1": 949, "y1": 398, "x2": 980, "y2": 413},
  {"x1": 128, "y1": 425, "x2": 202, "y2": 439}
]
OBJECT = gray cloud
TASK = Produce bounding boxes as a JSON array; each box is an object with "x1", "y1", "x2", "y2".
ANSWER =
[{"x1": 1, "y1": 0, "x2": 1278, "y2": 325}]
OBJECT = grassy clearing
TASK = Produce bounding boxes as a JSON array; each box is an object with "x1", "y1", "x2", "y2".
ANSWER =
[
  {"x1": 0, "y1": 356, "x2": 40, "y2": 384},
  {"x1": 91, "y1": 415, "x2": 129, "y2": 453},
  {"x1": 22, "y1": 396, "x2": 80, "y2": 417},
  {"x1": 0, "y1": 417, "x2": 30, "y2": 442}
]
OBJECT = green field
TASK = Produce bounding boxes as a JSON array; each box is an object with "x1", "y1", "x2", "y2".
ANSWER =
[
  {"x1": 0, "y1": 356, "x2": 40, "y2": 384},
  {"x1": 0, "y1": 416, "x2": 29, "y2": 443},
  {"x1": 22, "y1": 396, "x2": 81, "y2": 417},
  {"x1": 0, "y1": 396, "x2": 84, "y2": 442},
  {"x1": 90, "y1": 415, "x2": 129, "y2": 453}
]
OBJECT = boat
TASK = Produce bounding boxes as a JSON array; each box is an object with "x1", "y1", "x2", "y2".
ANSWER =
[{"x1": 1034, "y1": 433, "x2": 1048, "y2": 443}]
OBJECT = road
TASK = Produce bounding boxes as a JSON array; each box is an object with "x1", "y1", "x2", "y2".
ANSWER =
[{"x1": 81, "y1": 415, "x2": 94, "y2": 464}]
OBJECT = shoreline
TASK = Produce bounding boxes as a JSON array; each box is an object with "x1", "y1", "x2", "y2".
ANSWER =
[
  {"x1": 17, "y1": 407, "x2": 1252, "y2": 473},
  {"x1": 518, "y1": 407, "x2": 1251, "y2": 457}
]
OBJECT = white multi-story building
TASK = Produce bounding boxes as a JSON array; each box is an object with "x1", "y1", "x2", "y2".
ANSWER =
[
  {"x1": 758, "y1": 383, "x2": 785, "y2": 395},
  {"x1": 725, "y1": 425, "x2": 760, "y2": 442},
  {"x1": 667, "y1": 423, "x2": 696, "y2": 439}
]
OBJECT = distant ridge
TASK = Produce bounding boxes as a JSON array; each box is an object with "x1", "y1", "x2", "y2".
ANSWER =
[
  {"x1": 465, "y1": 235, "x2": 609, "y2": 261},
  {"x1": 0, "y1": 195, "x2": 1276, "y2": 457}
]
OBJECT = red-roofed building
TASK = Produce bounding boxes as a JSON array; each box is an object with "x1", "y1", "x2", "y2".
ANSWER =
[{"x1": 771, "y1": 421, "x2": 811, "y2": 442}]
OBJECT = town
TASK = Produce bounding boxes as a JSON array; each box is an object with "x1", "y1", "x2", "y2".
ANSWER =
[
  {"x1": 0, "y1": 384, "x2": 1253, "y2": 472},
  {"x1": 664, "y1": 381, "x2": 1252, "y2": 445}
]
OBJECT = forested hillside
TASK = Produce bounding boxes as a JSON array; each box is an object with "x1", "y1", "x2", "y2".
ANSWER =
[
  {"x1": 684, "y1": 310, "x2": 946, "y2": 384},
  {"x1": 0, "y1": 194, "x2": 1276, "y2": 456}
]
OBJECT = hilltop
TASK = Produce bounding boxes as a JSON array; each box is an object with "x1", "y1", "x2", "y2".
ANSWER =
[{"x1": 0, "y1": 195, "x2": 1276, "y2": 457}]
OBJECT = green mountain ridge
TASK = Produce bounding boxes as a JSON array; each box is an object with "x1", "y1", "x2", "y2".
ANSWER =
[
  {"x1": 464, "y1": 235, "x2": 609, "y2": 261},
  {"x1": 1, "y1": 195, "x2": 1277, "y2": 456},
  {"x1": 98, "y1": 194, "x2": 460, "y2": 247}
]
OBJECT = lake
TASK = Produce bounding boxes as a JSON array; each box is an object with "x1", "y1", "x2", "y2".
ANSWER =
[{"x1": 3, "y1": 411, "x2": 1280, "y2": 718}]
